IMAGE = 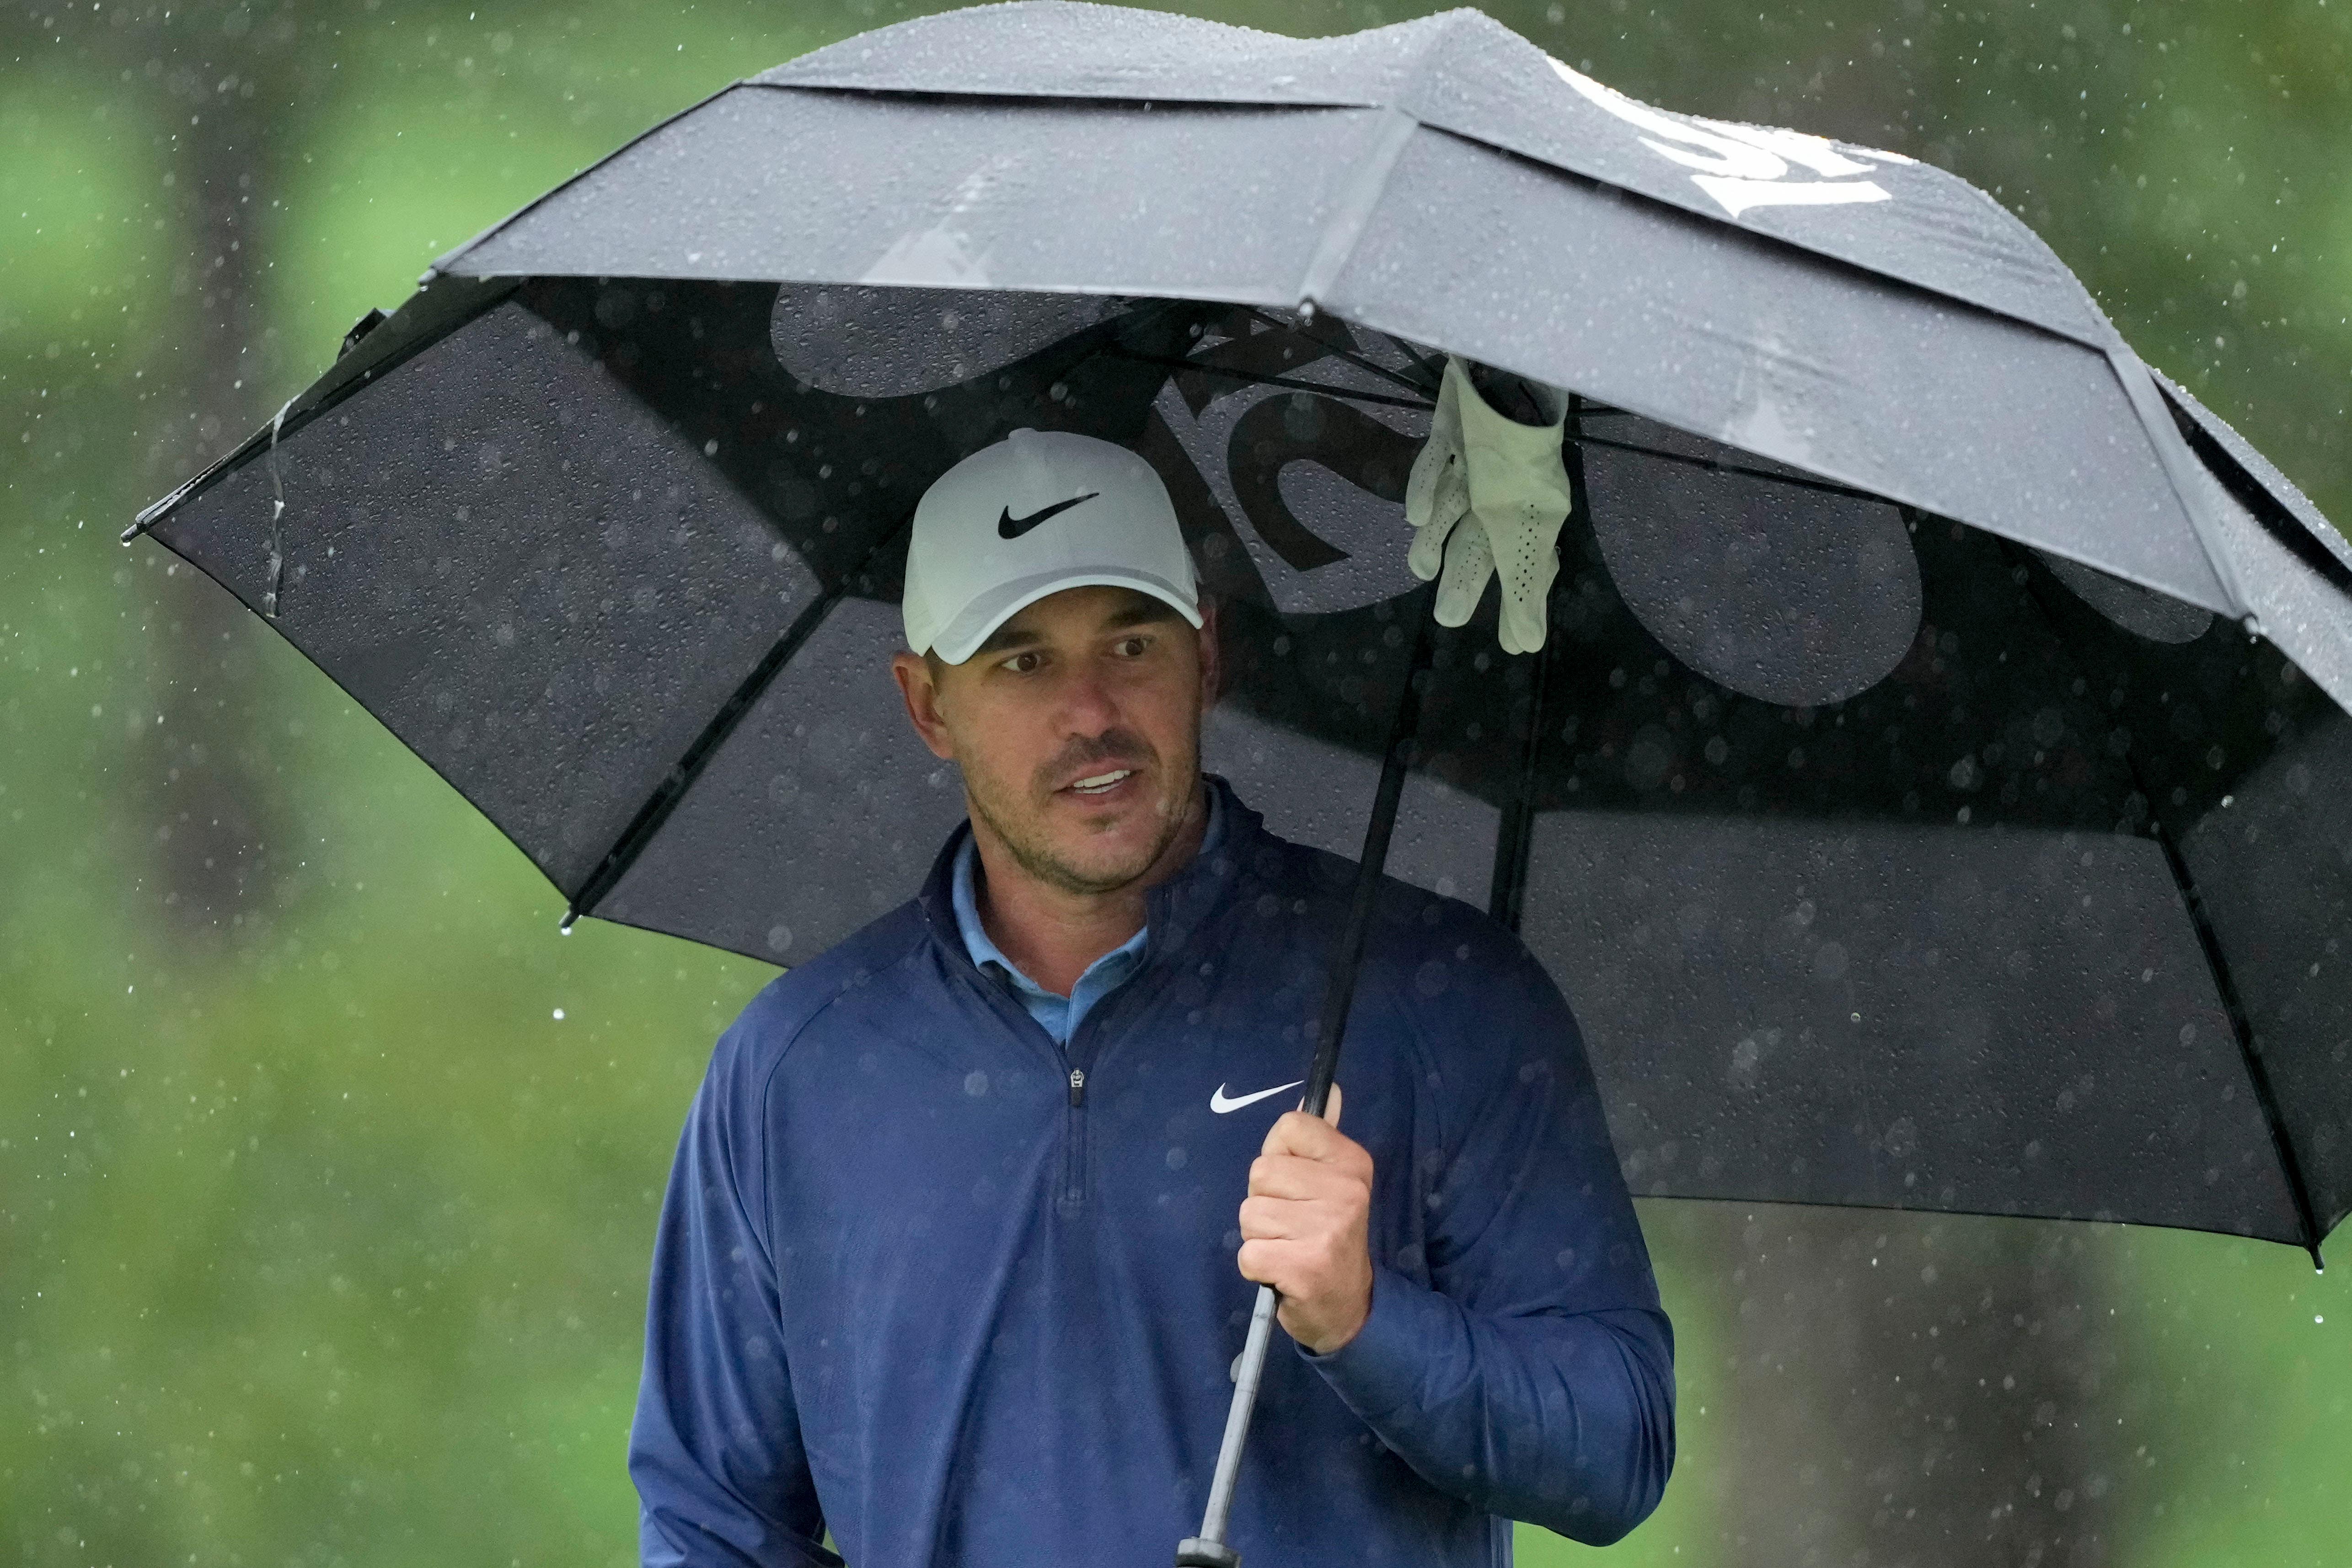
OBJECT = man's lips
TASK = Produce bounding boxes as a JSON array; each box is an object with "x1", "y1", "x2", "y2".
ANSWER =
[{"x1": 1056, "y1": 766, "x2": 1140, "y2": 798}]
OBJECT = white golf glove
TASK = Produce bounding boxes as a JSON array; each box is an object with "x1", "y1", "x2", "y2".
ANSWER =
[{"x1": 1404, "y1": 355, "x2": 1573, "y2": 655}]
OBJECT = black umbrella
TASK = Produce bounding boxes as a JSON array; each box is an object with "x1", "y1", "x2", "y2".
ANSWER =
[{"x1": 129, "y1": 3, "x2": 2352, "y2": 1562}]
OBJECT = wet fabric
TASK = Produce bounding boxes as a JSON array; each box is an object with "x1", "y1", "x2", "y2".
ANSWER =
[{"x1": 629, "y1": 781, "x2": 1674, "y2": 1567}]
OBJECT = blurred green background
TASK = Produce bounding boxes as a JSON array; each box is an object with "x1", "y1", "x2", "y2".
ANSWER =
[{"x1": 4, "y1": 1, "x2": 2347, "y2": 1564}]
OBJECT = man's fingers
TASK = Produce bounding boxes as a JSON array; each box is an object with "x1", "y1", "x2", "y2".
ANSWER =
[
  {"x1": 1237, "y1": 1193, "x2": 1315, "y2": 1241},
  {"x1": 1274, "y1": 1080, "x2": 1339, "y2": 1131},
  {"x1": 1246, "y1": 1151, "x2": 1363, "y2": 1203},
  {"x1": 1237, "y1": 1236, "x2": 1294, "y2": 1288},
  {"x1": 1259, "y1": 1108, "x2": 1371, "y2": 1172},
  {"x1": 1236, "y1": 1236, "x2": 1349, "y2": 1287}
]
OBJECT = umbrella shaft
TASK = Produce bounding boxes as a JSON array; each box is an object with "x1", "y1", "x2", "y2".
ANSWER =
[{"x1": 1191, "y1": 1283, "x2": 1281, "y2": 1553}]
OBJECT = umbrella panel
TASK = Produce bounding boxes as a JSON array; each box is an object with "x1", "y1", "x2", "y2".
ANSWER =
[
  {"x1": 596, "y1": 595, "x2": 969, "y2": 962},
  {"x1": 2178, "y1": 717, "x2": 2352, "y2": 1237},
  {"x1": 149, "y1": 295, "x2": 822, "y2": 897},
  {"x1": 1520, "y1": 808, "x2": 2294, "y2": 1237},
  {"x1": 753, "y1": 3, "x2": 2113, "y2": 348}
]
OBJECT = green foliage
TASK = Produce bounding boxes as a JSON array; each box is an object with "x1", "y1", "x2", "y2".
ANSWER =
[
  {"x1": 268, "y1": 2, "x2": 835, "y2": 379},
  {"x1": 0, "y1": 78, "x2": 163, "y2": 352}
]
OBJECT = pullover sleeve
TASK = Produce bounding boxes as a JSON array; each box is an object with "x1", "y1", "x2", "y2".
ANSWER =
[
  {"x1": 629, "y1": 1020, "x2": 839, "y2": 1568},
  {"x1": 1300, "y1": 928, "x2": 1676, "y2": 1545}
]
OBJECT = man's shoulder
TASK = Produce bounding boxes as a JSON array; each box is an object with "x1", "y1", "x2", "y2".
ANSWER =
[
  {"x1": 1239, "y1": 818, "x2": 1533, "y2": 980},
  {"x1": 1233, "y1": 819, "x2": 1584, "y2": 1120},
  {"x1": 719, "y1": 897, "x2": 938, "y2": 1069}
]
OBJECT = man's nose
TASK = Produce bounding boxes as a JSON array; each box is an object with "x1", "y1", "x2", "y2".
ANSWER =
[{"x1": 1055, "y1": 663, "x2": 1125, "y2": 736}]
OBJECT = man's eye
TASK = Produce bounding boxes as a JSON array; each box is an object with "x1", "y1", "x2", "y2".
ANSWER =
[
  {"x1": 1000, "y1": 651, "x2": 1043, "y2": 674},
  {"x1": 1114, "y1": 636, "x2": 1152, "y2": 657}
]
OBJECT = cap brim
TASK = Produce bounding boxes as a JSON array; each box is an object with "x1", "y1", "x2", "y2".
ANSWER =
[{"x1": 926, "y1": 567, "x2": 1203, "y2": 665}]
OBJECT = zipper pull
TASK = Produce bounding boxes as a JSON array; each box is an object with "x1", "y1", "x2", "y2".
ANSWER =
[{"x1": 1069, "y1": 1067, "x2": 1086, "y2": 1108}]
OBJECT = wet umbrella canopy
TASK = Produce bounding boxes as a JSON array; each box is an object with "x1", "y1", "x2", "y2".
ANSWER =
[{"x1": 128, "y1": 0, "x2": 2350, "y2": 1533}]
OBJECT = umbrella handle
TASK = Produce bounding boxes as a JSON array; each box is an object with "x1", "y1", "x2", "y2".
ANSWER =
[{"x1": 1176, "y1": 589, "x2": 1437, "y2": 1568}]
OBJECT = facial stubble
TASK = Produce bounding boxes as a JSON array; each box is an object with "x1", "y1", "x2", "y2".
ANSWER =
[{"x1": 963, "y1": 711, "x2": 1203, "y2": 898}]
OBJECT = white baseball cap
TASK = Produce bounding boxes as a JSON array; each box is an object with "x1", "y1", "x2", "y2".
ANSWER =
[{"x1": 902, "y1": 427, "x2": 1202, "y2": 664}]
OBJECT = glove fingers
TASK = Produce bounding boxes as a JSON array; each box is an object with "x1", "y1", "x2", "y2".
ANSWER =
[
  {"x1": 1432, "y1": 514, "x2": 1495, "y2": 628},
  {"x1": 1408, "y1": 504, "x2": 1456, "y2": 584},
  {"x1": 1403, "y1": 436, "x2": 1462, "y2": 534},
  {"x1": 1404, "y1": 359, "x2": 1468, "y2": 532},
  {"x1": 1494, "y1": 528, "x2": 1559, "y2": 654},
  {"x1": 1484, "y1": 501, "x2": 1562, "y2": 651},
  {"x1": 1404, "y1": 357, "x2": 1471, "y2": 583}
]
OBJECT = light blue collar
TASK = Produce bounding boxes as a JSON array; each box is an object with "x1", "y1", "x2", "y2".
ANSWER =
[{"x1": 953, "y1": 784, "x2": 1224, "y2": 1047}]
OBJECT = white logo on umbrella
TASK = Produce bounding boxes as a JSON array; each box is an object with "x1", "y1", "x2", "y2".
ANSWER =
[{"x1": 1547, "y1": 57, "x2": 1914, "y2": 219}]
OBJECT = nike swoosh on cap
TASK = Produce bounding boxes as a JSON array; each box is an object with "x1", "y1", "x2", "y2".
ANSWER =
[
  {"x1": 1208, "y1": 1079, "x2": 1306, "y2": 1115},
  {"x1": 997, "y1": 491, "x2": 1100, "y2": 539}
]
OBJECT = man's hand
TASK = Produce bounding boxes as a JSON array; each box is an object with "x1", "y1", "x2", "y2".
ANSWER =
[{"x1": 1236, "y1": 1085, "x2": 1374, "y2": 1354}]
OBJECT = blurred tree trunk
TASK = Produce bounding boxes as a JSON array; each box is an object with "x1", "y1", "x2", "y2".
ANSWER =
[
  {"x1": 116, "y1": 1, "x2": 305, "y2": 954},
  {"x1": 1688, "y1": 1205, "x2": 2128, "y2": 1568}
]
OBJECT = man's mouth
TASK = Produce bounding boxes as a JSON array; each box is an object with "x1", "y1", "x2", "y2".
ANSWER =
[{"x1": 1064, "y1": 768, "x2": 1135, "y2": 797}]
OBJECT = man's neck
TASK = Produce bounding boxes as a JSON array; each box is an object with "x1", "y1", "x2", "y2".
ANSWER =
[{"x1": 970, "y1": 780, "x2": 1210, "y2": 998}]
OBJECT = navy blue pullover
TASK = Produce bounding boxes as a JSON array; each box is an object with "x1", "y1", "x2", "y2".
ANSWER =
[{"x1": 630, "y1": 780, "x2": 1675, "y2": 1567}]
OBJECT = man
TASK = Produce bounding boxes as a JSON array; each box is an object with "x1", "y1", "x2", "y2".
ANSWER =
[{"x1": 630, "y1": 411, "x2": 1675, "y2": 1566}]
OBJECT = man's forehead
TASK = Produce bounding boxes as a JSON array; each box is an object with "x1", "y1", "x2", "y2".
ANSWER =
[{"x1": 976, "y1": 586, "x2": 1181, "y2": 653}]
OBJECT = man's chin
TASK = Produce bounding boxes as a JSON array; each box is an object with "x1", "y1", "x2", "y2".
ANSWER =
[
  {"x1": 1018, "y1": 838, "x2": 1164, "y2": 897},
  {"x1": 1010, "y1": 808, "x2": 1183, "y2": 896}
]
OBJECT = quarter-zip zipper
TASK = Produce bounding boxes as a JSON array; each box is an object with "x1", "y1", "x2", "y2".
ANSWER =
[
  {"x1": 962, "y1": 958, "x2": 1093, "y2": 1217},
  {"x1": 1061, "y1": 1066, "x2": 1088, "y2": 1214}
]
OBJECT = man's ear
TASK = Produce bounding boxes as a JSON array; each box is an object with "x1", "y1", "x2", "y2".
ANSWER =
[
  {"x1": 1195, "y1": 595, "x2": 1223, "y2": 711},
  {"x1": 890, "y1": 649, "x2": 959, "y2": 761}
]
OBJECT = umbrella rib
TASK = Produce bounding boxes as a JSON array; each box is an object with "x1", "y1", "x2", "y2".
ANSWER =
[
  {"x1": 2106, "y1": 345, "x2": 2253, "y2": 620},
  {"x1": 1482, "y1": 637, "x2": 1551, "y2": 930},
  {"x1": 1380, "y1": 334, "x2": 1452, "y2": 388},
  {"x1": 559, "y1": 574, "x2": 856, "y2": 933},
  {"x1": 1484, "y1": 399, "x2": 1588, "y2": 930},
  {"x1": 1239, "y1": 306, "x2": 1440, "y2": 397},
  {"x1": 2146, "y1": 818, "x2": 2329, "y2": 1268},
  {"x1": 2159, "y1": 391, "x2": 2352, "y2": 597},
  {"x1": 1574, "y1": 432, "x2": 1886, "y2": 503},
  {"x1": 1113, "y1": 343, "x2": 1645, "y2": 424},
  {"x1": 1107, "y1": 349, "x2": 1436, "y2": 410},
  {"x1": 1989, "y1": 528, "x2": 2327, "y2": 1268}
]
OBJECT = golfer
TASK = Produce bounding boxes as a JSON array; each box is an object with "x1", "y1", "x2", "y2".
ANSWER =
[{"x1": 629, "y1": 424, "x2": 1676, "y2": 1566}]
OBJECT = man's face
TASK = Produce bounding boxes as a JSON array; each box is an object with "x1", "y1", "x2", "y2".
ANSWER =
[{"x1": 892, "y1": 586, "x2": 1217, "y2": 897}]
